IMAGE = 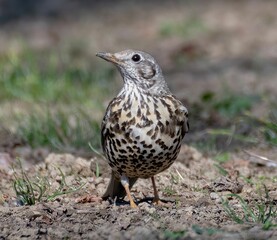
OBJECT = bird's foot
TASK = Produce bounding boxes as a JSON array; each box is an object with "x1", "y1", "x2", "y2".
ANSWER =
[
  {"x1": 130, "y1": 200, "x2": 138, "y2": 208},
  {"x1": 121, "y1": 175, "x2": 138, "y2": 208},
  {"x1": 152, "y1": 198, "x2": 164, "y2": 206},
  {"x1": 152, "y1": 198, "x2": 170, "y2": 208}
]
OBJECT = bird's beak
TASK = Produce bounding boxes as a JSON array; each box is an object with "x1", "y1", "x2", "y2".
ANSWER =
[{"x1": 96, "y1": 52, "x2": 122, "y2": 65}]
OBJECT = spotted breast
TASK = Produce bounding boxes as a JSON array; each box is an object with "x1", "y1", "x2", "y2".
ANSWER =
[{"x1": 102, "y1": 86, "x2": 188, "y2": 179}]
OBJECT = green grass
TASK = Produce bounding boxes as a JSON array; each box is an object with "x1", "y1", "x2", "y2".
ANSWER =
[
  {"x1": 191, "y1": 127, "x2": 258, "y2": 153},
  {"x1": 191, "y1": 89, "x2": 277, "y2": 152},
  {"x1": 201, "y1": 90, "x2": 259, "y2": 118},
  {"x1": 207, "y1": 128, "x2": 259, "y2": 144},
  {"x1": 246, "y1": 109, "x2": 277, "y2": 146},
  {"x1": 190, "y1": 90, "x2": 260, "y2": 152},
  {"x1": 16, "y1": 108, "x2": 101, "y2": 151},
  {"x1": 192, "y1": 225, "x2": 221, "y2": 236},
  {"x1": 0, "y1": 48, "x2": 118, "y2": 151},
  {"x1": 162, "y1": 173, "x2": 180, "y2": 196},
  {"x1": 222, "y1": 187, "x2": 277, "y2": 230},
  {"x1": 213, "y1": 163, "x2": 229, "y2": 176},
  {"x1": 13, "y1": 163, "x2": 47, "y2": 205},
  {"x1": 164, "y1": 229, "x2": 187, "y2": 239},
  {"x1": 214, "y1": 152, "x2": 231, "y2": 163},
  {"x1": 12, "y1": 159, "x2": 86, "y2": 205},
  {"x1": 0, "y1": 49, "x2": 116, "y2": 104},
  {"x1": 46, "y1": 167, "x2": 86, "y2": 201}
]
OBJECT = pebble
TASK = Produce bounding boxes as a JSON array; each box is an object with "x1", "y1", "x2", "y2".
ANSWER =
[
  {"x1": 139, "y1": 202, "x2": 156, "y2": 214},
  {"x1": 210, "y1": 192, "x2": 219, "y2": 200},
  {"x1": 210, "y1": 192, "x2": 222, "y2": 204}
]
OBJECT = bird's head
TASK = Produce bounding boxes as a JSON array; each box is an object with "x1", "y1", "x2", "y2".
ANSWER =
[{"x1": 96, "y1": 50, "x2": 169, "y2": 95}]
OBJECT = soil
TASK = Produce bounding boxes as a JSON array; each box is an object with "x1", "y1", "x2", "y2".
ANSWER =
[
  {"x1": 0, "y1": 1, "x2": 277, "y2": 239},
  {"x1": 1, "y1": 146, "x2": 276, "y2": 239}
]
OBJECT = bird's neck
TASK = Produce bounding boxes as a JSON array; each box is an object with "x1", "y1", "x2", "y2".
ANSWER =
[
  {"x1": 119, "y1": 78, "x2": 171, "y2": 98},
  {"x1": 118, "y1": 81, "x2": 147, "y2": 99}
]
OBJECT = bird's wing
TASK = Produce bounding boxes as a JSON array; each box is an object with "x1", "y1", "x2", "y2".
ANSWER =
[
  {"x1": 101, "y1": 96, "x2": 122, "y2": 154},
  {"x1": 101, "y1": 100, "x2": 113, "y2": 154}
]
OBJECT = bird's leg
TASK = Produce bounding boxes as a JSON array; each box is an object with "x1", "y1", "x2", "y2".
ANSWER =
[
  {"x1": 120, "y1": 175, "x2": 137, "y2": 208},
  {"x1": 151, "y1": 176, "x2": 163, "y2": 205}
]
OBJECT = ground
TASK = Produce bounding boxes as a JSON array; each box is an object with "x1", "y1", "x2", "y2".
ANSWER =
[
  {"x1": 1, "y1": 147, "x2": 276, "y2": 239},
  {"x1": 0, "y1": 1, "x2": 276, "y2": 239}
]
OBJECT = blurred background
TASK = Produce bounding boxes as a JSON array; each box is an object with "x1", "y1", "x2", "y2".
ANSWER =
[{"x1": 0, "y1": 0, "x2": 276, "y2": 165}]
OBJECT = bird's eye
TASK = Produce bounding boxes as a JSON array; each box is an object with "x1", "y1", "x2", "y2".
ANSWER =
[{"x1": 132, "y1": 54, "x2": 141, "y2": 62}]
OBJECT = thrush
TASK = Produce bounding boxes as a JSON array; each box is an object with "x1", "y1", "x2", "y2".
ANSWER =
[{"x1": 96, "y1": 50, "x2": 189, "y2": 208}]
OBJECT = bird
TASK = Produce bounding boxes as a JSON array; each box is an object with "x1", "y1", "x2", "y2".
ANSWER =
[{"x1": 96, "y1": 50, "x2": 189, "y2": 208}]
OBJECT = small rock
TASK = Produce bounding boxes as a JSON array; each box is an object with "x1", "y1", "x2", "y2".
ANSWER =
[
  {"x1": 210, "y1": 192, "x2": 219, "y2": 200},
  {"x1": 95, "y1": 177, "x2": 103, "y2": 185},
  {"x1": 28, "y1": 210, "x2": 42, "y2": 219},
  {"x1": 38, "y1": 228, "x2": 47, "y2": 234},
  {"x1": 138, "y1": 202, "x2": 156, "y2": 214},
  {"x1": 63, "y1": 197, "x2": 70, "y2": 203}
]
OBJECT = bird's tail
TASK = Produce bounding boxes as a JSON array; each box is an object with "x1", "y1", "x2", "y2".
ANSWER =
[{"x1": 102, "y1": 171, "x2": 138, "y2": 200}]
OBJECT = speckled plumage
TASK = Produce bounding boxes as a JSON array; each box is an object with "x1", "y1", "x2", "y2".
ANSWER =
[{"x1": 97, "y1": 50, "x2": 189, "y2": 207}]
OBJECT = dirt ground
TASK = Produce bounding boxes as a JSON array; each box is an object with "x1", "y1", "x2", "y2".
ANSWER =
[
  {"x1": 0, "y1": 146, "x2": 276, "y2": 239},
  {"x1": 0, "y1": 1, "x2": 277, "y2": 239}
]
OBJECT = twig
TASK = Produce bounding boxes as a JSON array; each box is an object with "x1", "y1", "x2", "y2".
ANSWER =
[
  {"x1": 175, "y1": 169, "x2": 184, "y2": 181},
  {"x1": 243, "y1": 150, "x2": 277, "y2": 167}
]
